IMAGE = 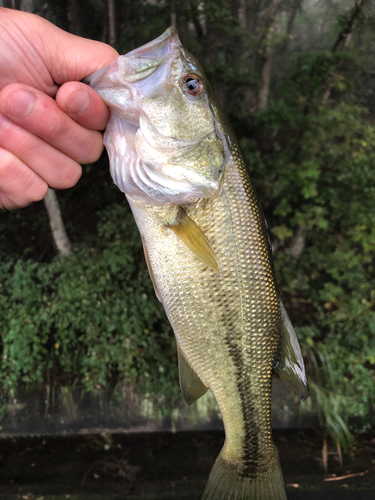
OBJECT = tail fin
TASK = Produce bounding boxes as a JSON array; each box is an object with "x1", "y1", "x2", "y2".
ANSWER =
[{"x1": 201, "y1": 444, "x2": 287, "y2": 500}]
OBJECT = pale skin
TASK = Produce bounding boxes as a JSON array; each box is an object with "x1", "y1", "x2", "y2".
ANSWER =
[{"x1": 0, "y1": 8, "x2": 119, "y2": 210}]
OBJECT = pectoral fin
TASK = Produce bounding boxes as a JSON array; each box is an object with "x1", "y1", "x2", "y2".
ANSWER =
[
  {"x1": 177, "y1": 344, "x2": 208, "y2": 405},
  {"x1": 274, "y1": 300, "x2": 309, "y2": 401},
  {"x1": 142, "y1": 239, "x2": 161, "y2": 302},
  {"x1": 167, "y1": 208, "x2": 220, "y2": 274}
]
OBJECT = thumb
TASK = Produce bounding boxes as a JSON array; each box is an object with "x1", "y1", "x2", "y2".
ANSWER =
[
  {"x1": 47, "y1": 28, "x2": 119, "y2": 84},
  {"x1": 1, "y1": 8, "x2": 119, "y2": 88}
]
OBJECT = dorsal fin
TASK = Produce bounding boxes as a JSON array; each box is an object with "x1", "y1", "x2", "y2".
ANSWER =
[
  {"x1": 177, "y1": 344, "x2": 208, "y2": 405},
  {"x1": 167, "y1": 207, "x2": 220, "y2": 274},
  {"x1": 274, "y1": 300, "x2": 309, "y2": 401}
]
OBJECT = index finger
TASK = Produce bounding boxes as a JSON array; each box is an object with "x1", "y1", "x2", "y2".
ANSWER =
[{"x1": 0, "y1": 83, "x2": 103, "y2": 164}]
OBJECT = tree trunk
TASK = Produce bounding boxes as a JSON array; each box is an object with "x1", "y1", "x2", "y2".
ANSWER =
[
  {"x1": 3, "y1": 0, "x2": 21, "y2": 9},
  {"x1": 107, "y1": 0, "x2": 116, "y2": 46},
  {"x1": 258, "y1": 45, "x2": 273, "y2": 111},
  {"x1": 190, "y1": 0, "x2": 204, "y2": 39},
  {"x1": 43, "y1": 189, "x2": 72, "y2": 257},
  {"x1": 279, "y1": 0, "x2": 302, "y2": 54},
  {"x1": 175, "y1": 0, "x2": 190, "y2": 44},
  {"x1": 286, "y1": 226, "x2": 307, "y2": 261},
  {"x1": 230, "y1": 0, "x2": 246, "y2": 29},
  {"x1": 323, "y1": 0, "x2": 367, "y2": 103},
  {"x1": 257, "y1": 0, "x2": 280, "y2": 45},
  {"x1": 256, "y1": 0, "x2": 280, "y2": 111},
  {"x1": 331, "y1": 0, "x2": 366, "y2": 53},
  {"x1": 238, "y1": 0, "x2": 247, "y2": 29},
  {"x1": 170, "y1": 0, "x2": 176, "y2": 28},
  {"x1": 246, "y1": 0, "x2": 264, "y2": 35}
]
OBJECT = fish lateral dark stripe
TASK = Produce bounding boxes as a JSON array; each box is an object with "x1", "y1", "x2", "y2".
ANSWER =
[
  {"x1": 225, "y1": 332, "x2": 261, "y2": 476},
  {"x1": 207, "y1": 266, "x2": 262, "y2": 475}
]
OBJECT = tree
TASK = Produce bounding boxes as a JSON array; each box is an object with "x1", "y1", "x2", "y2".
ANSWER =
[{"x1": 43, "y1": 190, "x2": 72, "y2": 256}]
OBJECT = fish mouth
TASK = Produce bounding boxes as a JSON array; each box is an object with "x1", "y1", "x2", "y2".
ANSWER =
[
  {"x1": 85, "y1": 27, "x2": 181, "y2": 96},
  {"x1": 86, "y1": 29, "x2": 225, "y2": 206},
  {"x1": 86, "y1": 26, "x2": 203, "y2": 157},
  {"x1": 84, "y1": 27, "x2": 185, "y2": 135},
  {"x1": 122, "y1": 26, "x2": 181, "y2": 78}
]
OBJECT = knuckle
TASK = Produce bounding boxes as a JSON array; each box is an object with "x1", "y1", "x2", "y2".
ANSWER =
[
  {"x1": 42, "y1": 109, "x2": 66, "y2": 137},
  {"x1": 0, "y1": 112, "x2": 11, "y2": 134},
  {"x1": 0, "y1": 149, "x2": 17, "y2": 185}
]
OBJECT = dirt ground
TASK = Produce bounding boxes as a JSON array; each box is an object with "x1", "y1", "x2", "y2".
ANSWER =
[{"x1": 0, "y1": 430, "x2": 374, "y2": 499}]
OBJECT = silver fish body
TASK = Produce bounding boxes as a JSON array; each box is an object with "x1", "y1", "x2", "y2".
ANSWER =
[{"x1": 86, "y1": 28, "x2": 308, "y2": 500}]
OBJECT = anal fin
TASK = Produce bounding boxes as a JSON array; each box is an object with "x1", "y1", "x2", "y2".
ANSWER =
[
  {"x1": 177, "y1": 344, "x2": 208, "y2": 406},
  {"x1": 274, "y1": 300, "x2": 309, "y2": 401},
  {"x1": 167, "y1": 207, "x2": 220, "y2": 274}
]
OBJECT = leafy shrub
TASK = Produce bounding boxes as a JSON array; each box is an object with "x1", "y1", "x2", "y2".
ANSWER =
[
  {"x1": 0, "y1": 204, "x2": 178, "y2": 402},
  {"x1": 241, "y1": 52, "x2": 375, "y2": 433}
]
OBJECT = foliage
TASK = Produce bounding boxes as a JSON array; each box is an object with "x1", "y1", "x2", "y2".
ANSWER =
[
  {"x1": 1, "y1": 0, "x2": 375, "y2": 435},
  {"x1": 241, "y1": 51, "x2": 375, "y2": 433},
  {"x1": 0, "y1": 204, "x2": 178, "y2": 403},
  {"x1": 300, "y1": 346, "x2": 354, "y2": 451}
]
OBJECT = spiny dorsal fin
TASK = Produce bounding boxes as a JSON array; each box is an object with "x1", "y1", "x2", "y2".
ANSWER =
[
  {"x1": 167, "y1": 207, "x2": 220, "y2": 274},
  {"x1": 274, "y1": 300, "x2": 309, "y2": 401},
  {"x1": 177, "y1": 344, "x2": 208, "y2": 406},
  {"x1": 142, "y1": 239, "x2": 161, "y2": 302}
]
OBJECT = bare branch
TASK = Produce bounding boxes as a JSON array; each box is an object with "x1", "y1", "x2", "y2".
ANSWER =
[{"x1": 107, "y1": 0, "x2": 116, "y2": 47}]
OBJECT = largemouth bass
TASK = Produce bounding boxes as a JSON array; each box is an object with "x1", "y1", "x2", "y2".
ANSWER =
[{"x1": 86, "y1": 28, "x2": 308, "y2": 500}]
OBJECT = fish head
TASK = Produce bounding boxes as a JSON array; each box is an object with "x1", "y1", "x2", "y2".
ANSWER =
[{"x1": 86, "y1": 28, "x2": 229, "y2": 206}]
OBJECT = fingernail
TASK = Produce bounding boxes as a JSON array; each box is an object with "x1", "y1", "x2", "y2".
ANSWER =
[
  {"x1": 68, "y1": 90, "x2": 90, "y2": 115},
  {"x1": 7, "y1": 90, "x2": 37, "y2": 118}
]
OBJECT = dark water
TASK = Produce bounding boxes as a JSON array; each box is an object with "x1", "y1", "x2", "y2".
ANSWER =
[{"x1": 0, "y1": 430, "x2": 373, "y2": 499}]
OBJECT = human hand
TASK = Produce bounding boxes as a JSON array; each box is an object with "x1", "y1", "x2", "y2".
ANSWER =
[{"x1": 0, "y1": 8, "x2": 118, "y2": 210}]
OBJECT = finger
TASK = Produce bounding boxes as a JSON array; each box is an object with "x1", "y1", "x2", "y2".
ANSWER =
[
  {"x1": 47, "y1": 26, "x2": 119, "y2": 84},
  {"x1": 0, "y1": 111, "x2": 82, "y2": 190},
  {"x1": 0, "y1": 192, "x2": 18, "y2": 211},
  {"x1": 0, "y1": 145, "x2": 48, "y2": 210},
  {"x1": 0, "y1": 83, "x2": 104, "y2": 164},
  {"x1": 0, "y1": 9, "x2": 118, "y2": 91},
  {"x1": 56, "y1": 81, "x2": 110, "y2": 131}
]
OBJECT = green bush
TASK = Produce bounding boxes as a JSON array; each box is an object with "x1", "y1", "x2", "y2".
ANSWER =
[
  {"x1": 0, "y1": 204, "x2": 178, "y2": 402},
  {"x1": 241, "y1": 52, "x2": 375, "y2": 433},
  {"x1": 0, "y1": 48, "x2": 374, "y2": 435}
]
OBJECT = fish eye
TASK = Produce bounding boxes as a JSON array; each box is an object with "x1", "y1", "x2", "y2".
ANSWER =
[{"x1": 183, "y1": 74, "x2": 204, "y2": 96}]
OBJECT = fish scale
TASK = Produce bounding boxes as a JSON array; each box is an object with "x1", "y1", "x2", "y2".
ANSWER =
[
  {"x1": 129, "y1": 153, "x2": 280, "y2": 473},
  {"x1": 87, "y1": 26, "x2": 308, "y2": 500}
]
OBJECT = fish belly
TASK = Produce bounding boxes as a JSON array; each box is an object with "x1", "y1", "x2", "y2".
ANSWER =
[{"x1": 129, "y1": 158, "x2": 280, "y2": 474}]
